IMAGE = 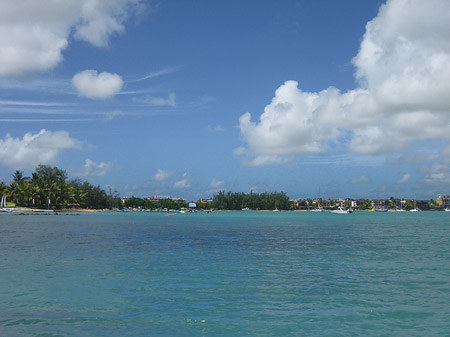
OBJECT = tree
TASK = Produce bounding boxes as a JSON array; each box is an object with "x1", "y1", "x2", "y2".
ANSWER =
[
  {"x1": 0, "y1": 182, "x2": 9, "y2": 206},
  {"x1": 9, "y1": 170, "x2": 30, "y2": 205}
]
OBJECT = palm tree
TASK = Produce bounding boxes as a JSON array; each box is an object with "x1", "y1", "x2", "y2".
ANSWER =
[
  {"x1": 0, "y1": 182, "x2": 9, "y2": 207},
  {"x1": 9, "y1": 170, "x2": 31, "y2": 206}
]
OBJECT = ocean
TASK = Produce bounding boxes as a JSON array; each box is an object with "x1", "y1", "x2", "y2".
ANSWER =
[{"x1": 0, "y1": 211, "x2": 449, "y2": 336}]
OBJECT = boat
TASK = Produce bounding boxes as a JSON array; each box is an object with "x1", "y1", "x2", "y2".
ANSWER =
[
  {"x1": 311, "y1": 188, "x2": 325, "y2": 212},
  {"x1": 0, "y1": 194, "x2": 12, "y2": 212},
  {"x1": 409, "y1": 199, "x2": 421, "y2": 212},
  {"x1": 273, "y1": 208, "x2": 280, "y2": 212},
  {"x1": 330, "y1": 207, "x2": 352, "y2": 214},
  {"x1": 445, "y1": 208, "x2": 450, "y2": 212},
  {"x1": 241, "y1": 207, "x2": 251, "y2": 211}
]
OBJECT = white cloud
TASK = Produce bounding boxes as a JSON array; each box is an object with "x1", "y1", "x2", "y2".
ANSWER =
[
  {"x1": 135, "y1": 93, "x2": 176, "y2": 106},
  {"x1": 424, "y1": 163, "x2": 450, "y2": 184},
  {"x1": 209, "y1": 178, "x2": 225, "y2": 189},
  {"x1": 397, "y1": 173, "x2": 411, "y2": 184},
  {"x1": 0, "y1": 0, "x2": 142, "y2": 76},
  {"x1": 421, "y1": 144, "x2": 450, "y2": 185},
  {"x1": 233, "y1": 147, "x2": 246, "y2": 155},
  {"x1": 350, "y1": 176, "x2": 370, "y2": 184},
  {"x1": 207, "y1": 124, "x2": 225, "y2": 132},
  {"x1": 77, "y1": 159, "x2": 112, "y2": 178},
  {"x1": 0, "y1": 129, "x2": 81, "y2": 169},
  {"x1": 154, "y1": 169, "x2": 172, "y2": 182},
  {"x1": 103, "y1": 110, "x2": 124, "y2": 122},
  {"x1": 72, "y1": 70, "x2": 123, "y2": 99},
  {"x1": 238, "y1": 0, "x2": 450, "y2": 165},
  {"x1": 129, "y1": 66, "x2": 182, "y2": 83},
  {"x1": 386, "y1": 152, "x2": 439, "y2": 164},
  {"x1": 174, "y1": 179, "x2": 191, "y2": 189},
  {"x1": 441, "y1": 144, "x2": 450, "y2": 164},
  {"x1": 174, "y1": 174, "x2": 191, "y2": 189}
]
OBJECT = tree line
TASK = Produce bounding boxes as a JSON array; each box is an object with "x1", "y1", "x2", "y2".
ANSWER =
[
  {"x1": 1, "y1": 165, "x2": 295, "y2": 211},
  {"x1": 122, "y1": 197, "x2": 188, "y2": 210},
  {"x1": 210, "y1": 191, "x2": 292, "y2": 210},
  {"x1": 1, "y1": 165, "x2": 121, "y2": 210}
]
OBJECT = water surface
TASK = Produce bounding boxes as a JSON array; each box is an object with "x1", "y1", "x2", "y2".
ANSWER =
[{"x1": 1, "y1": 211, "x2": 449, "y2": 336}]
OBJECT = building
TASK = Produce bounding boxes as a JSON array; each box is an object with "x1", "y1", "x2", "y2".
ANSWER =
[{"x1": 436, "y1": 195, "x2": 450, "y2": 208}]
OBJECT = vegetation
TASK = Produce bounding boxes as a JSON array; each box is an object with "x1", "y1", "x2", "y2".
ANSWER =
[
  {"x1": 122, "y1": 197, "x2": 188, "y2": 210},
  {"x1": 1, "y1": 165, "x2": 120, "y2": 210},
  {"x1": 210, "y1": 191, "x2": 291, "y2": 210}
]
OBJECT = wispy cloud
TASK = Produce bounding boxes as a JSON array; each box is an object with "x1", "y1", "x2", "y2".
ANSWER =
[
  {"x1": 0, "y1": 100, "x2": 69, "y2": 107},
  {"x1": 209, "y1": 178, "x2": 225, "y2": 189},
  {"x1": 207, "y1": 124, "x2": 226, "y2": 132},
  {"x1": 128, "y1": 66, "x2": 181, "y2": 83},
  {"x1": 102, "y1": 110, "x2": 124, "y2": 122},
  {"x1": 398, "y1": 173, "x2": 411, "y2": 184},
  {"x1": 349, "y1": 175, "x2": 370, "y2": 184},
  {"x1": 133, "y1": 92, "x2": 177, "y2": 107},
  {"x1": 74, "y1": 159, "x2": 113, "y2": 178},
  {"x1": 154, "y1": 169, "x2": 172, "y2": 182},
  {"x1": 0, "y1": 118, "x2": 97, "y2": 123},
  {"x1": 174, "y1": 173, "x2": 191, "y2": 189},
  {"x1": 134, "y1": 93, "x2": 176, "y2": 107}
]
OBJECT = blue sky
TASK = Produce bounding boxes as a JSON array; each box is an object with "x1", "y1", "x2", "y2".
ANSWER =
[{"x1": 1, "y1": 0, "x2": 450, "y2": 201}]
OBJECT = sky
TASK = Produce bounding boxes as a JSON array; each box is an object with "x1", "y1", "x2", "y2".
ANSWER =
[{"x1": 1, "y1": 0, "x2": 450, "y2": 201}]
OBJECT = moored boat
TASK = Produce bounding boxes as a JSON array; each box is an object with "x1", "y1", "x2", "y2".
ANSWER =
[{"x1": 330, "y1": 207, "x2": 352, "y2": 214}]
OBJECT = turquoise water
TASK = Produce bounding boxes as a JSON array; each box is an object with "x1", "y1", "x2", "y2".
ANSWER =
[{"x1": 1, "y1": 211, "x2": 449, "y2": 336}]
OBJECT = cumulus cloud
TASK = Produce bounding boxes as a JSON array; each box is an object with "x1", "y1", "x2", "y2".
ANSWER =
[
  {"x1": 77, "y1": 159, "x2": 112, "y2": 178},
  {"x1": 154, "y1": 169, "x2": 172, "y2": 182},
  {"x1": 72, "y1": 70, "x2": 123, "y2": 99},
  {"x1": 238, "y1": 0, "x2": 450, "y2": 165},
  {"x1": 397, "y1": 173, "x2": 411, "y2": 184},
  {"x1": 0, "y1": 0, "x2": 142, "y2": 76},
  {"x1": 0, "y1": 129, "x2": 81, "y2": 169}
]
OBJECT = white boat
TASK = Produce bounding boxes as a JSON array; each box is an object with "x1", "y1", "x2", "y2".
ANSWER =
[
  {"x1": 445, "y1": 208, "x2": 450, "y2": 212},
  {"x1": 311, "y1": 188, "x2": 325, "y2": 212},
  {"x1": 409, "y1": 199, "x2": 421, "y2": 212},
  {"x1": 273, "y1": 208, "x2": 280, "y2": 212},
  {"x1": 330, "y1": 207, "x2": 352, "y2": 214},
  {"x1": 242, "y1": 207, "x2": 251, "y2": 211},
  {"x1": 0, "y1": 194, "x2": 12, "y2": 212}
]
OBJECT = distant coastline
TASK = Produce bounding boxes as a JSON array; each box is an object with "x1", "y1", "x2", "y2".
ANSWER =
[{"x1": 2, "y1": 165, "x2": 449, "y2": 212}]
